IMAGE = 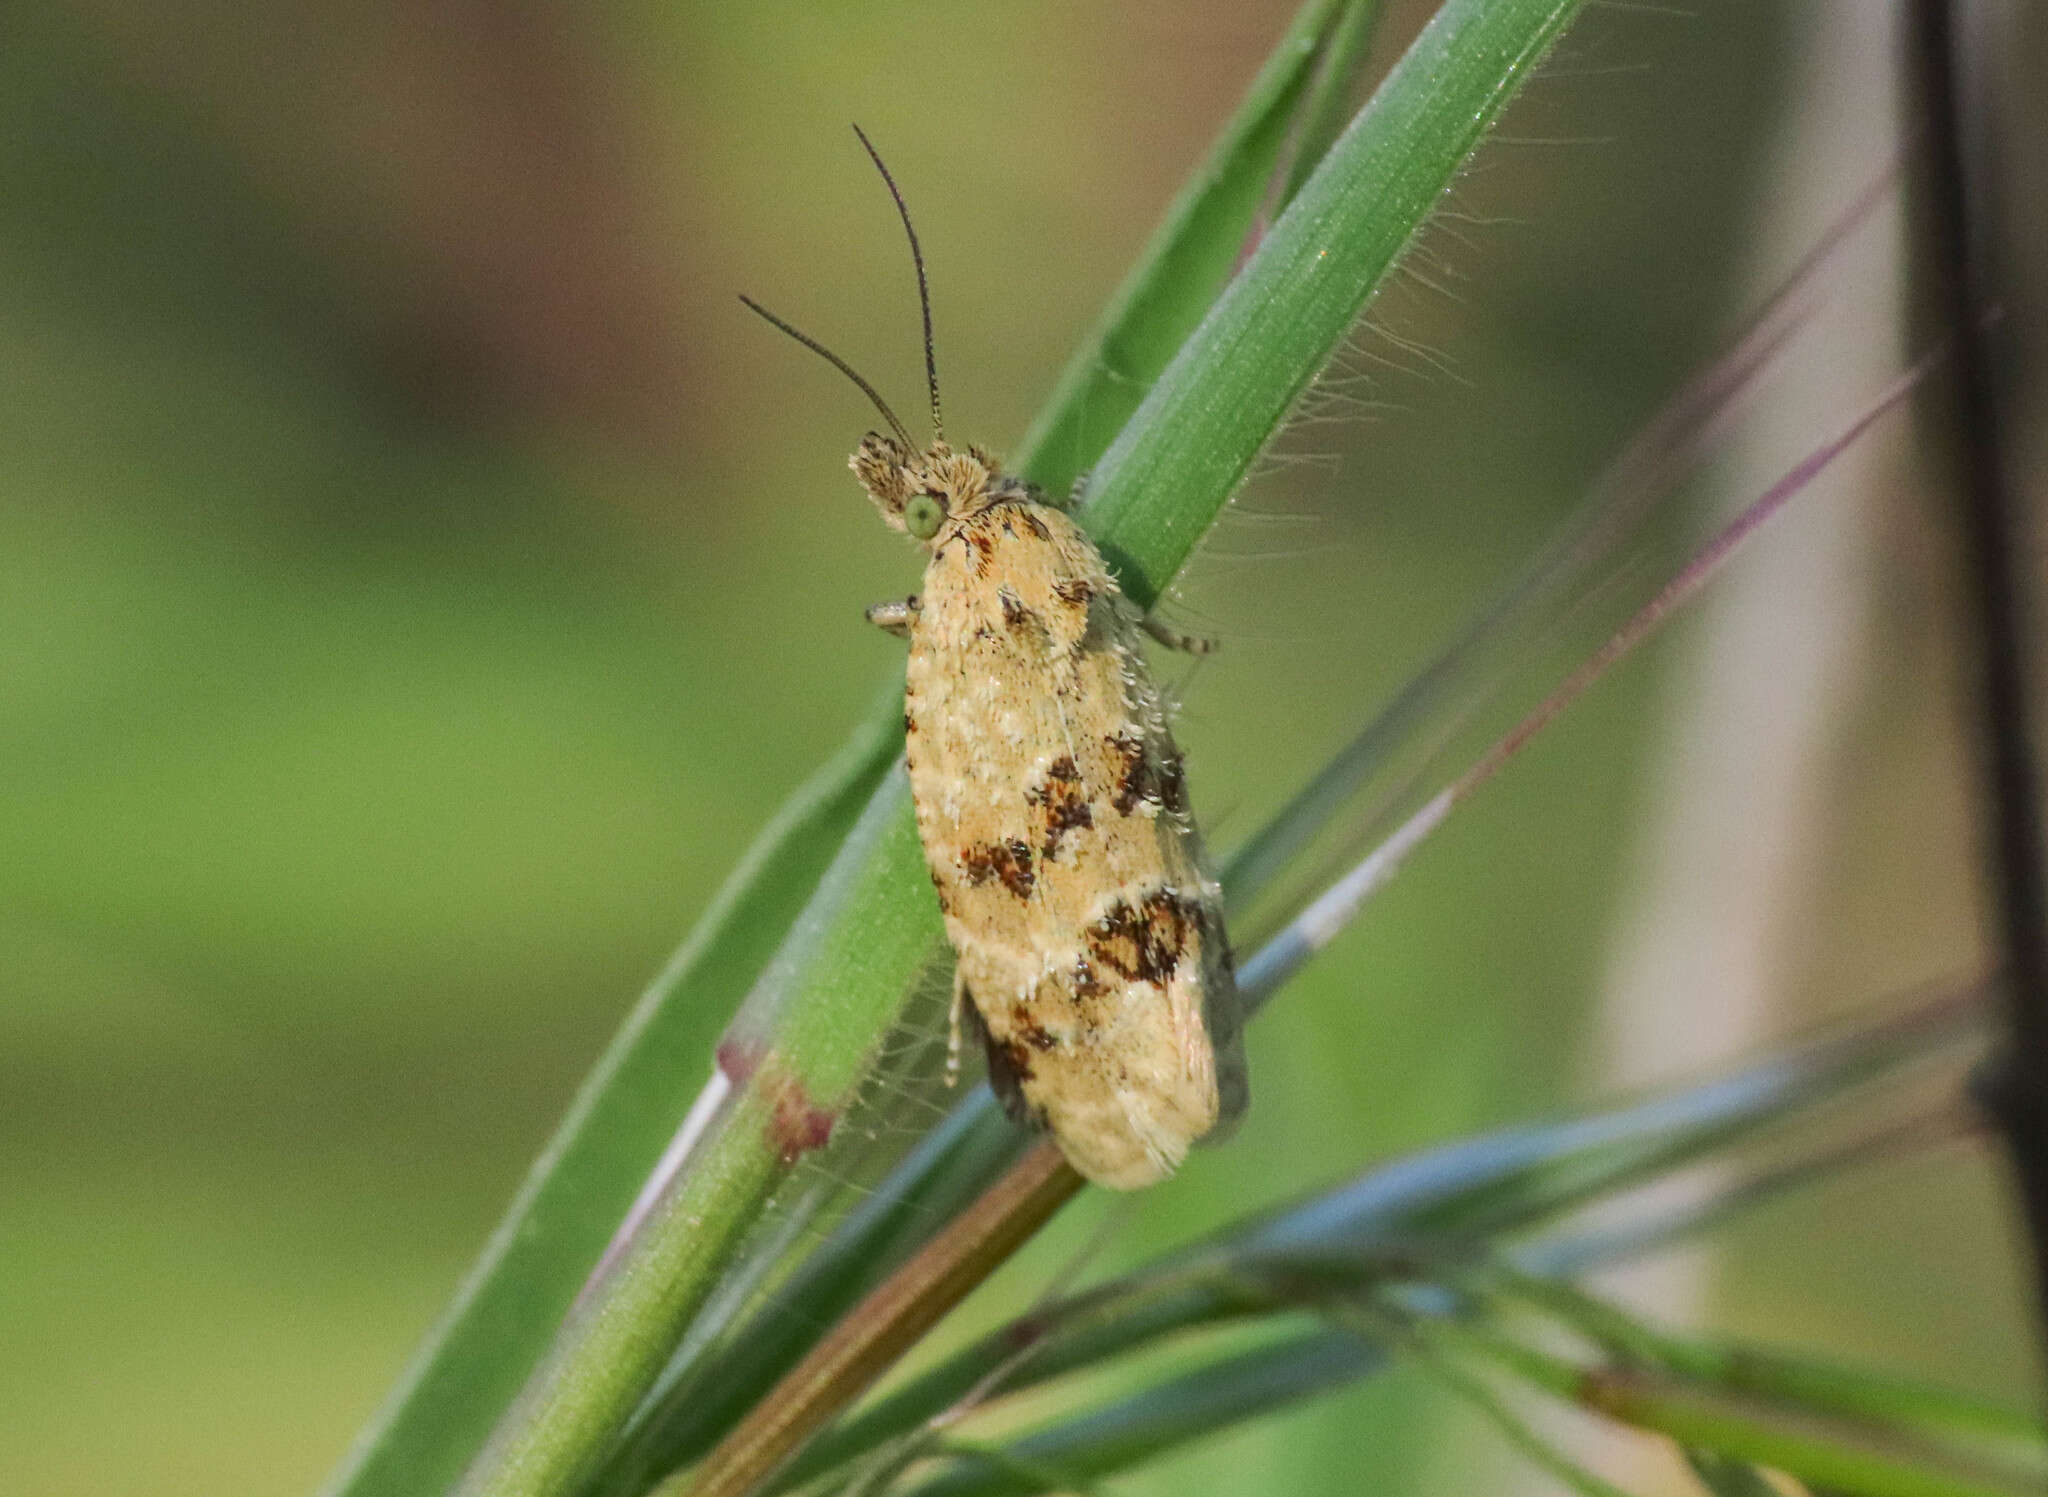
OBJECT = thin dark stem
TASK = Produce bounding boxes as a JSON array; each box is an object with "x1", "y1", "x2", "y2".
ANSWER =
[
  {"x1": 682, "y1": 1144, "x2": 1079, "y2": 1497},
  {"x1": 1908, "y1": 0, "x2": 2048, "y2": 1349}
]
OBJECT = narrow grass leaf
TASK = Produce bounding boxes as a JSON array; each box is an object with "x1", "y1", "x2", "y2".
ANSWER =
[
  {"x1": 1493, "y1": 1273, "x2": 2048, "y2": 1484},
  {"x1": 1012, "y1": 0, "x2": 1362, "y2": 498},
  {"x1": 1685, "y1": 1450, "x2": 1791, "y2": 1497},
  {"x1": 896, "y1": 1334, "x2": 1384, "y2": 1497},
  {"x1": 1080, "y1": 0, "x2": 1590, "y2": 608},
  {"x1": 778, "y1": 993, "x2": 1972, "y2": 1488},
  {"x1": 1454, "y1": 1323, "x2": 2042, "y2": 1497},
  {"x1": 318, "y1": 702, "x2": 900, "y2": 1497},
  {"x1": 588, "y1": 1103, "x2": 1031, "y2": 1497}
]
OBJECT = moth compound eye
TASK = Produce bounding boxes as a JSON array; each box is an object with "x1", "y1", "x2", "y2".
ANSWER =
[{"x1": 904, "y1": 492, "x2": 946, "y2": 539}]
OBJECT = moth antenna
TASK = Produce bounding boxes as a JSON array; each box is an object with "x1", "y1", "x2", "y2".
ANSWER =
[
  {"x1": 739, "y1": 294, "x2": 914, "y2": 448},
  {"x1": 852, "y1": 124, "x2": 944, "y2": 446}
]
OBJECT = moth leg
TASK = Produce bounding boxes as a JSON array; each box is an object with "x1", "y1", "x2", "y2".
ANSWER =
[
  {"x1": 866, "y1": 595, "x2": 920, "y2": 639},
  {"x1": 1140, "y1": 612, "x2": 1217, "y2": 656},
  {"x1": 1065, "y1": 469, "x2": 1092, "y2": 509},
  {"x1": 946, "y1": 966, "x2": 967, "y2": 1087},
  {"x1": 957, "y1": 984, "x2": 1037, "y2": 1127}
]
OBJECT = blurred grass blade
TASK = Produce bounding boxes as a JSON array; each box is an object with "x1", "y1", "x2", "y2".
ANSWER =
[
  {"x1": 1388, "y1": 1310, "x2": 1637, "y2": 1497},
  {"x1": 1278, "y1": 2, "x2": 1385, "y2": 207},
  {"x1": 1011, "y1": 0, "x2": 1366, "y2": 498},
  {"x1": 587, "y1": 1102, "x2": 1032, "y2": 1497},
  {"x1": 1224, "y1": 991, "x2": 1978, "y2": 1251},
  {"x1": 458, "y1": 773, "x2": 945, "y2": 1497},
  {"x1": 1235, "y1": 345, "x2": 1941, "y2": 1008},
  {"x1": 896, "y1": 1334, "x2": 1384, "y2": 1497},
  {"x1": 775, "y1": 990, "x2": 1978, "y2": 1490},
  {"x1": 1219, "y1": 149, "x2": 1903, "y2": 916},
  {"x1": 1493, "y1": 1272, "x2": 2048, "y2": 1483},
  {"x1": 1449, "y1": 1320, "x2": 2043, "y2": 1497},
  {"x1": 878, "y1": 1263, "x2": 2042, "y2": 1497},
  {"x1": 1685, "y1": 1451, "x2": 1791, "y2": 1497},
  {"x1": 318, "y1": 702, "x2": 901, "y2": 1497},
  {"x1": 1528, "y1": 1097, "x2": 1978, "y2": 1279}
]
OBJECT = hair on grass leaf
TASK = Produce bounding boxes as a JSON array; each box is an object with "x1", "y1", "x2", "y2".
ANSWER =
[
  {"x1": 1358, "y1": 316, "x2": 1470, "y2": 386},
  {"x1": 1399, "y1": 264, "x2": 1468, "y2": 307},
  {"x1": 1585, "y1": 0, "x2": 1699, "y2": 19},
  {"x1": 1486, "y1": 132, "x2": 1622, "y2": 148},
  {"x1": 1246, "y1": 449, "x2": 1347, "y2": 483}
]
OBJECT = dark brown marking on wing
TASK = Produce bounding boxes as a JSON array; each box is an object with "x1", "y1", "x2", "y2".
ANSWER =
[
  {"x1": 1026, "y1": 753, "x2": 1095, "y2": 859},
  {"x1": 1086, "y1": 887, "x2": 1204, "y2": 985},
  {"x1": 963, "y1": 995, "x2": 1044, "y2": 1129},
  {"x1": 1013, "y1": 1014, "x2": 1060, "y2": 1051},
  {"x1": 1053, "y1": 577, "x2": 1095, "y2": 610},
  {"x1": 959, "y1": 838, "x2": 1036, "y2": 899},
  {"x1": 1156, "y1": 750, "x2": 1190, "y2": 815},
  {"x1": 1106, "y1": 732, "x2": 1145, "y2": 814},
  {"x1": 967, "y1": 528, "x2": 996, "y2": 575},
  {"x1": 1106, "y1": 730, "x2": 1188, "y2": 817},
  {"x1": 999, "y1": 587, "x2": 1036, "y2": 633},
  {"x1": 995, "y1": 1036, "x2": 1038, "y2": 1083},
  {"x1": 1071, "y1": 956, "x2": 1106, "y2": 1000}
]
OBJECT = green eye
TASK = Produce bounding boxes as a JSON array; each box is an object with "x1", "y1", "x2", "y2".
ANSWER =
[{"x1": 903, "y1": 492, "x2": 946, "y2": 540}]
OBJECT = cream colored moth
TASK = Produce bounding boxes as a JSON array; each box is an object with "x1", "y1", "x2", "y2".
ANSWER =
[{"x1": 744, "y1": 129, "x2": 1247, "y2": 1189}]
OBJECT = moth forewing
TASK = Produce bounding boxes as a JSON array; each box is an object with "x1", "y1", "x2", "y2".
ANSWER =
[
  {"x1": 878, "y1": 444, "x2": 1247, "y2": 1190},
  {"x1": 747, "y1": 128, "x2": 1244, "y2": 1189}
]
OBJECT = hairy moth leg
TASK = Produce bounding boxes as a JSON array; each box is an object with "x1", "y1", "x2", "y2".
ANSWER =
[
  {"x1": 1138, "y1": 611, "x2": 1217, "y2": 656},
  {"x1": 866, "y1": 596, "x2": 921, "y2": 638}
]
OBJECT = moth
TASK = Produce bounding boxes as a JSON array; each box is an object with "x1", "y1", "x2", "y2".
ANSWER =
[{"x1": 744, "y1": 129, "x2": 1247, "y2": 1188}]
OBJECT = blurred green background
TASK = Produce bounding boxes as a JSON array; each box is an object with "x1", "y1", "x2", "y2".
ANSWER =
[{"x1": 3, "y1": 3, "x2": 2036, "y2": 1494}]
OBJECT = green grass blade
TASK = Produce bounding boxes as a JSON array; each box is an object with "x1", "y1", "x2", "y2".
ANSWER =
[
  {"x1": 1494, "y1": 1274, "x2": 2048, "y2": 1484},
  {"x1": 460, "y1": 775, "x2": 944, "y2": 1497},
  {"x1": 776, "y1": 994, "x2": 1974, "y2": 1489},
  {"x1": 1279, "y1": 1, "x2": 1386, "y2": 207},
  {"x1": 1223, "y1": 996, "x2": 1977, "y2": 1253},
  {"x1": 1010, "y1": 0, "x2": 1360, "y2": 498},
  {"x1": 1390, "y1": 1311, "x2": 1638, "y2": 1497},
  {"x1": 317, "y1": 703, "x2": 901, "y2": 1497},
  {"x1": 587, "y1": 1102, "x2": 1029, "y2": 1497},
  {"x1": 899, "y1": 1333, "x2": 1383, "y2": 1497},
  {"x1": 1684, "y1": 1451, "x2": 1789, "y2": 1497},
  {"x1": 1080, "y1": 0, "x2": 1589, "y2": 609},
  {"x1": 775, "y1": 1001, "x2": 1982, "y2": 1497},
  {"x1": 1455, "y1": 1323, "x2": 2042, "y2": 1497}
]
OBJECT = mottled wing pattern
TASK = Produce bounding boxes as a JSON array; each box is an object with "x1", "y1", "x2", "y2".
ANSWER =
[{"x1": 903, "y1": 492, "x2": 1246, "y2": 1189}]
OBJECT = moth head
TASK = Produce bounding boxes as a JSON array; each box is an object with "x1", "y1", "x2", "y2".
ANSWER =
[{"x1": 852, "y1": 436, "x2": 994, "y2": 546}]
